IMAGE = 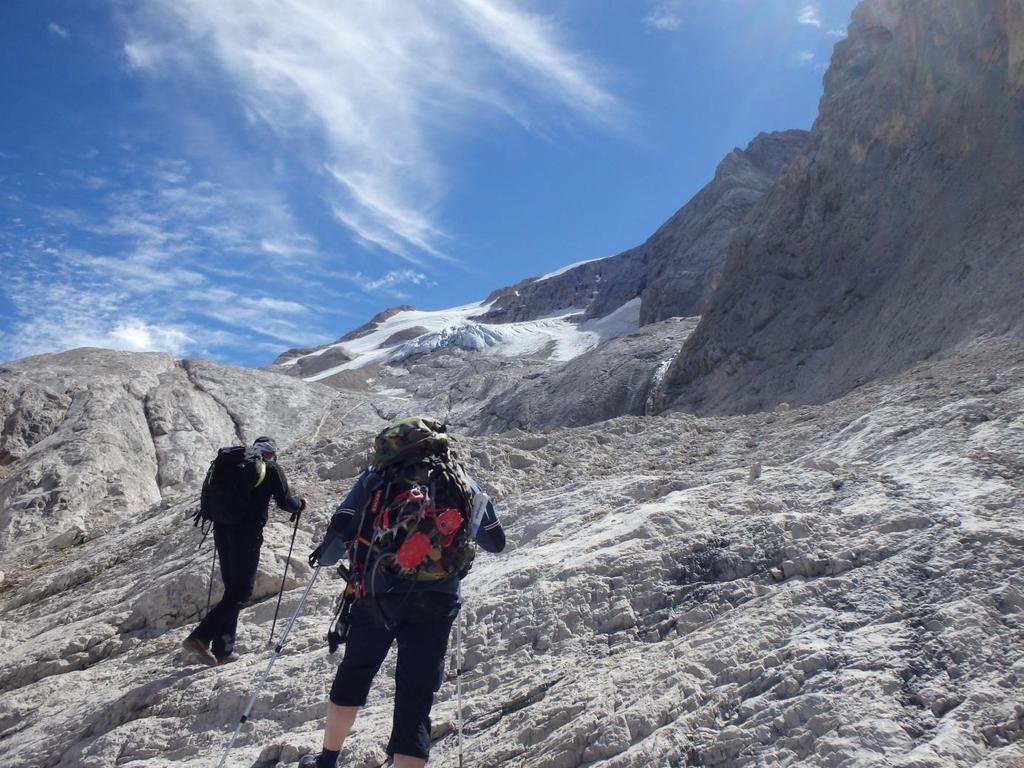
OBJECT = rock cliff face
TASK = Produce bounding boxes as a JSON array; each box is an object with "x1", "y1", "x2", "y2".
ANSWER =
[
  {"x1": 474, "y1": 254, "x2": 645, "y2": 324},
  {"x1": 637, "y1": 130, "x2": 809, "y2": 326},
  {"x1": 476, "y1": 131, "x2": 808, "y2": 327},
  {"x1": 0, "y1": 349, "x2": 397, "y2": 553},
  {"x1": 470, "y1": 317, "x2": 699, "y2": 433},
  {"x1": 663, "y1": 0, "x2": 1024, "y2": 414}
]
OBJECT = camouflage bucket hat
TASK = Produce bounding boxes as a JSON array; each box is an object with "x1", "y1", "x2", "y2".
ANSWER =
[{"x1": 372, "y1": 416, "x2": 450, "y2": 468}]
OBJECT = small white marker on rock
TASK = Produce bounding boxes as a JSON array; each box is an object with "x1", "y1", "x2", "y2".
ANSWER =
[{"x1": 748, "y1": 463, "x2": 762, "y2": 482}]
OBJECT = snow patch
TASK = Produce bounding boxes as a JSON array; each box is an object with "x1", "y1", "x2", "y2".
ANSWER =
[
  {"x1": 301, "y1": 298, "x2": 642, "y2": 381},
  {"x1": 389, "y1": 324, "x2": 507, "y2": 362},
  {"x1": 534, "y1": 255, "x2": 611, "y2": 282}
]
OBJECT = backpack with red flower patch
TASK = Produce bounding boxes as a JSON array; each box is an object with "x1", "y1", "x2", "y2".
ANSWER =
[{"x1": 353, "y1": 416, "x2": 476, "y2": 593}]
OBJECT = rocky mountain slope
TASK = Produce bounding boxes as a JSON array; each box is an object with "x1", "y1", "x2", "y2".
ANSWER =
[
  {"x1": 0, "y1": 350, "x2": 405, "y2": 554},
  {"x1": 662, "y1": 0, "x2": 1024, "y2": 415},
  {"x1": 2, "y1": 339, "x2": 1023, "y2": 768},
  {"x1": 637, "y1": 130, "x2": 809, "y2": 327},
  {"x1": 475, "y1": 130, "x2": 808, "y2": 326},
  {"x1": 268, "y1": 130, "x2": 807, "y2": 430},
  {"x1": 4, "y1": 1, "x2": 1024, "y2": 766}
]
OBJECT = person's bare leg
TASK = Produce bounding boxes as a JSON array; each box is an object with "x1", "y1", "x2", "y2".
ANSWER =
[
  {"x1": 323, "y1": 703, "x2": 358, "y2": 751},
  {"x1": 392, "y1": 755, "x2": 426, "y2": 768}
]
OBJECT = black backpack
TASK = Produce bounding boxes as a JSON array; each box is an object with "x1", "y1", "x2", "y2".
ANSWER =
[
  {"x1": 197, "y1": 446, "x2": 268, "y2": 526},
  {"x1": 350, "y1": 418, "x2": 475, "y2": 592},
  {"x1": 369, "y1": 456, "x2": 475, "y2": 582}
]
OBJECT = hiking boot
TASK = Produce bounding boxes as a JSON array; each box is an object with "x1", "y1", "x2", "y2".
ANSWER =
[
  {"x1": 182, "y1": 634, "x2": 217, "y2": 666},
  {"x1": 215, "y1": 653, "x2": 240, "y2": 666},
  {"x1": 298, "y1": 752, "x2": 340, "y2": 768}
]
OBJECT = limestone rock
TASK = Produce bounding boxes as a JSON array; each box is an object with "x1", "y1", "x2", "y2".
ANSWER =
[
  {"x1": 1, "y1": 337, "x2": 1023, "y2": 768},
  {"x1": 475, "y1": 131, "x2": 806, "y2": 328},
  {"x1": 0, "y1": 350, "x2": 390, "y2": 551},
  {"x1": 471, "y1": 317, "x2": 699, "y2": 433},
  {"x1": 663, "y1": 0, "x2": 1024, "y2": 415},
  {"x1": 638, "y1": 130, "x2": 809, "y2": 326}
]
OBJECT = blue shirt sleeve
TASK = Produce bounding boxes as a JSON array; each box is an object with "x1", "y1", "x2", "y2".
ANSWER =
[
  {"x1": 327, "y1": 469, "x2": 378, "y2": 546},
  {"x1": 464, "y1": 471, "x2": 506, "y2": 554}
]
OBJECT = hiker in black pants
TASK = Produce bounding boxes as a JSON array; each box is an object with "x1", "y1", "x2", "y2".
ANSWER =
[
  {"x1": 184, "y1": 437, "x2": 305, "y2": 665},
  {"x1": 300, "y1": 417, "x2": 506, "y2": 768}
]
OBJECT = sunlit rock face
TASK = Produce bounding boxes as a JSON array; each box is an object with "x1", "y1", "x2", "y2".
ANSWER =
[
  {"x1": 663, "y1": 0, "x2": 1024, "y2": 415},
  {"x1": 2, "y1": 339, "x2": 1023, "y2": 768},
  {"x1": 637, "y1": 130, "x2": 809, "y2": 327},
  {"x1": 0, "y1": 349, "x2": 390, "y2": 552},
  {"x1": 473, "y1": 131, "x2": 807, "y2": 328}
]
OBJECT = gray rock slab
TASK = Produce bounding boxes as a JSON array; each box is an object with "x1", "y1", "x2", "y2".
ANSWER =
[
  {"x1": 2, "y1": 339, "x2": 1023, "y2": 767},
  {"x1": 663, "y1": 0, "x2": 1024, "y2": 415}
]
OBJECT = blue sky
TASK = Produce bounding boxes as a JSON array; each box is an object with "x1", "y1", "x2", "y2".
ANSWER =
[{"x1": 1, "y1": 0, "x2": 858, "y2": 367}]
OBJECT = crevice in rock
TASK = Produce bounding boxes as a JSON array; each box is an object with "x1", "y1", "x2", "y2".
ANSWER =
[
  {"x1": 180, "y1": 360, "x2": 246, "y2": 444},
  {"x1": 0, "y1": 641, "x2": 118, "y2": 695},
  {"x1": 56, "y1": 674, "x2": 184, "y2": 768},
  {"x1": 468, "y1": 675, "x2": 566, "y2": 732},
  {"x1": 141, "y1": 391, "x2": 165, "y2": 490},
  {"x1": 0, "y1": 382, "x2": 74, "y2": 465},
  {"x1": 119, "y1": 382, "x2": 167, "y2": 500}
]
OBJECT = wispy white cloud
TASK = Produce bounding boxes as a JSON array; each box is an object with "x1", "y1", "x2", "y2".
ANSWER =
[
  {"x1": 123, "y1": 40, "x2": 161, "y2": 70},
  {"x1": 260, "y1": 236, "x2": 318, "y2": 261},
  {"x1": 797, "y1": 50, "x2": 816, "y2": 66},
  {"x1": 48, "y1": 22, "x2": 70, "y2": 39},
  {"x1": 0, "y1": 275, "x2": 195, "y2": 360},
  {"x1": 798, "y1": 4, "x2": 823, "y2": 27},
  {"x1": 0, "y1": 157, "x2": 332, "y2": 362},
  {"x1": 331, "y1": 268, "x2": 437, "y2": 299},
  {"x1": 365, "y1": 270, "x2": 437, "y2": 293},
  {"x1": 242, "y1": 296, "x2": 308, "y2": 314},
  {"x1": 109, "y1": 318, "x2": 194, "y2": 355},
  {"x1": 642, "y1": 2, "x2": 683, "y2": 32},
  {"x1": 827, "y1": 28, "x2": 848, "y2": 38},
  {"x1": 120, "y1": 0, "x2": 621, "y2": 263}
]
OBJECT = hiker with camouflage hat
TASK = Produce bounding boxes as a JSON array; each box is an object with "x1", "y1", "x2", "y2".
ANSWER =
[
  {"x1": 300, "y1": 417, "x2": 505, "y2": 768},
  {"x1": 184, "y1": 436, "x2": 306, "y2": 665}
]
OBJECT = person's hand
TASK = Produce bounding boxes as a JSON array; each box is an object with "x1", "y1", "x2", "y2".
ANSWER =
[
  {"x1": 290, "y1": 498, "x2": 307, "y2": 523},
  {"x1": 308, "y1": 543, "x2": 324, "y2": 567},
  {"x1": 309, "y1": 533, "x2": 346, "y2": 567}
]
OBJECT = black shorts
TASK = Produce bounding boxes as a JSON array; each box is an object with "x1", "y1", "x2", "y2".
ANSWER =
[{"x1": 329, "y1": 591, "x2": 460, "y2": 759}]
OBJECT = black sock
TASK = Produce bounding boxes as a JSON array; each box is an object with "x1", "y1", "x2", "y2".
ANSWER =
[{"x1": 317, "y1": 749, "x2": 340, "y2": 768}]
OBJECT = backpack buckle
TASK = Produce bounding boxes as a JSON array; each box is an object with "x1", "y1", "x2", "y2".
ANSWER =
[{"x1": 434, "y1": 508, "x2": 463, "y2": 537}]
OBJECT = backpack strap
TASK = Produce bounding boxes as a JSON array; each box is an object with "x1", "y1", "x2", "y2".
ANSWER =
[
  {"x1": 348, "y1": 471, "x2": 389, "y2": 599},
  {"x1": 254, "y1": 459, "x2": 267, "y2": 488}
]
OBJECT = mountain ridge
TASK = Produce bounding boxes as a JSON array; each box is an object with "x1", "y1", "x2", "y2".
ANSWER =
[{"x1": 661, "y1": 0, "x2": 1024, "y2": 415}]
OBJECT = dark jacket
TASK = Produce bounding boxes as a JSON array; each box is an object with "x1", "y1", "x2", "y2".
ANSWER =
[
  {"x1": 235, "y1": 459, "x2": 303, "y2": 528},
  {"x1": 324, "y1": 467, "x2": 505, "y2": 595}
]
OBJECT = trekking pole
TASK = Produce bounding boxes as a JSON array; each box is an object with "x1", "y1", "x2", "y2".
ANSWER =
[
  {"x1": 456, "y1": 591, "x2": 465, "y2": 768},
  {"x1": 214, "y1": 565, "x2": 321, "y2": 768},
  {"x1": 268, "y1": 513, "x2": 301, "y2": 644},
  {"x1": 205, "y1": 547, "x2": 218, "y2": 615}
]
